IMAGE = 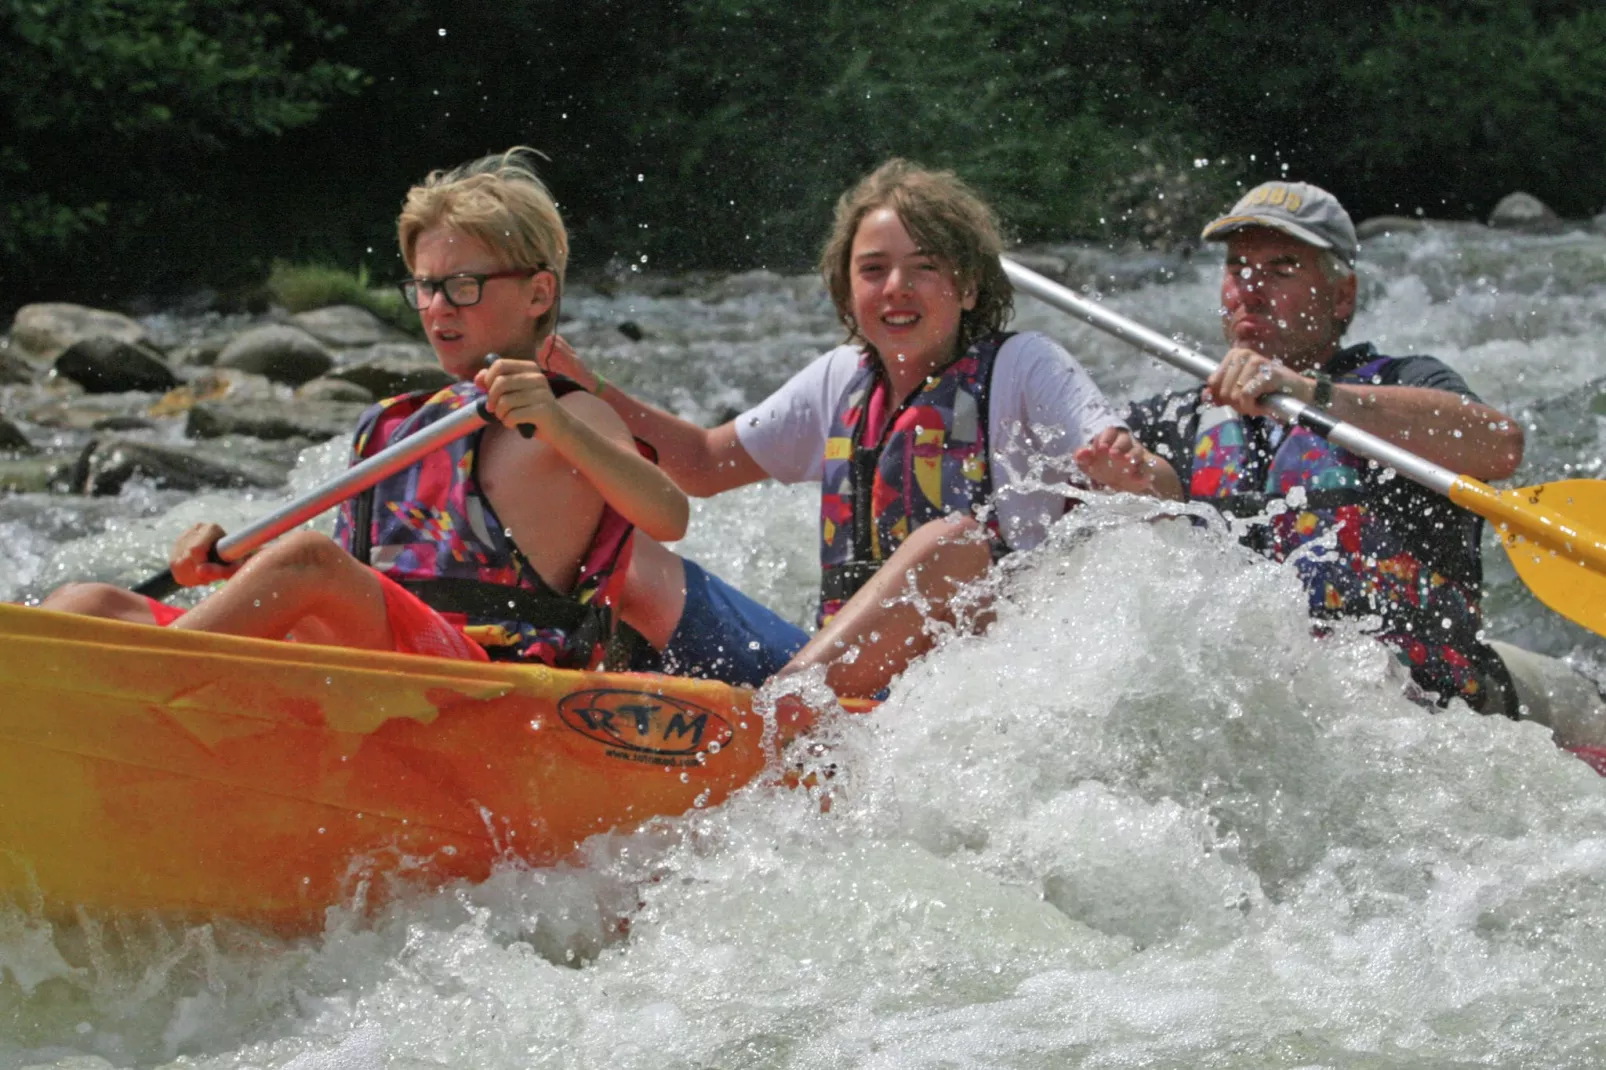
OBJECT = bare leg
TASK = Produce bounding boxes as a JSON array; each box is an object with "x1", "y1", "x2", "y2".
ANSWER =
[
  {"x1": 39, "y1": 582, "x2": 160, "y2": 624},
  {"x1": 173, "y1": 530, "x2": 393, "y2": 649},
  {"x1": 782, "y1": 515, "x2": 995, "y2": 698},
  {"x1": 617, "y1": 535, "x2": 689, "y2": 650}
]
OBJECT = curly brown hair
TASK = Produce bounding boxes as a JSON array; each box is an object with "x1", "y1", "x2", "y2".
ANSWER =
[
  {"x1": 819, "y1": 158, "x2": 1013, "y2": 352},
  {"x1": 398, "y1": 147, "x2": 568, "y2": 339}
]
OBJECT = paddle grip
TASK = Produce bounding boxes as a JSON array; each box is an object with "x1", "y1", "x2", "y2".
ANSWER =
[
  {"x1": 481, "y1": 352, "x2": 538, "y2": 438},
  {"x1": 475, "y1": 399, "x2": 535, "y2": 439}
]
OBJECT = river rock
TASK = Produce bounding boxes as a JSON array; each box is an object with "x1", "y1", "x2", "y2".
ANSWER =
[
  {"x1": 146, "y1": 368, "x2": 281, "y2": 418},
  {"x1": 0, "y1": 456, "x2": 57, "y2": 493},
  {"x1": 27, "y1": 395, "x2": 155, "y2": 432},
  {"x1": 169, "y1": 334, "x2": 234, "y2": 367},
  {"x1": 8, "y1": 303, "x2": 148, "y2": 365},
  {"x1": 91, "y1": 415, "x2": 157, "y2": 432},
  {"x1": 328, "y1": 345, "x2": 453, "y2": 397},
  {"x1": 0, "y1": 346, "x2": 35, "y2": 385},
  {"x1": 186, "y1": 399, "x2": 364, "y2": 442},
  {"x1": 215, "y1": 325, "x2": 333, "y2": 385},
  {"x1": 1355, "y1": 215, "x2": 1426, "y2": 240},
  {"x1": 0, "y1": 414, "x2": 35, "y2": 453},
  {"x1": 1488, "y1": 192, "x2": 1561, "y2": 231},
  {"x1": 297, "y1": 376, "x2": 375, "y2": 403},
  {"x1": 53, "y1": 336, "x2": 180, "y2": 394},
  {"x1": 65, "y1": 438, "x2": 281, "y2": 496},
  {"x1": 290, "y1": 305, "x2": 408, "y2": 347}
]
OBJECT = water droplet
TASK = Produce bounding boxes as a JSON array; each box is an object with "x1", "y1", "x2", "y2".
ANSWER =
[{"x1": 438, "y1": 27, "x2": 447, "y2": 36}]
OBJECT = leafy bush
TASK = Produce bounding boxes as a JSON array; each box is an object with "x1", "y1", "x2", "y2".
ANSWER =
[
  {"x1": 266, "y1": 262, "x2": 419, "y2": 335},
  {"x1": 9, "y1": 0, "x2": 1606, "y2": 302},
  {"x1": 1, "y1": 0, "x2": 361, "y2": 295}
]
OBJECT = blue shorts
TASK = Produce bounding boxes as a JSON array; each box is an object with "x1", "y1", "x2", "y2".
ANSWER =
[{"x1": 629, "y1": 559, "x2": 808, "y2": 687}]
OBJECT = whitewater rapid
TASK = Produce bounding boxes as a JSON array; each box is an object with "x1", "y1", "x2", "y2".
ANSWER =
[{"x1": 2, "y1": 222, "x2": 1605, "y2": 1068}]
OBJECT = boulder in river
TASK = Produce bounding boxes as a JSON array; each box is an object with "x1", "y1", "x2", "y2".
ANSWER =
[
  {"x1": 0, "y1": 414, "x2": 36, "y2": 454},
  {"x1": 0, "y1": 456, "x2": 58, "y2": 493},
  {"x1": 168, "y1": 334, "x2": 234, "y2": 368},
  {"x1": 296, "y1": 376, "x2": 376, "y2": 403},
  {"x1": 185, "y1": 399, "x2": 365, "y2": 442},
  {"x1": 327, "y1": 345, "x2": 453, "y2": 397},
  {"x1": 64, "y1": 438, "x2": 282, "y2": 496},
  {"x1": 0, "y1": 346, "x2": 35, "y2": 385},
  {"x1": 1488, "y1": 192, "x2": 1562, "y2": 231},
  {"x1": 53, "y1": 336, "x2": 181, "y2": 394},
  {"x1": 290, "y1": 305, "x2": 411, "y2": 348},
  {"x1": 215, "y1": 325, "x2": 333, "y2": 385},
  {"x1": 8, "y1": 303, "x2": 149, "y2": 365},
  {"x1": 1355, "y1": 215, "x2": 1426, "y2": 240}
]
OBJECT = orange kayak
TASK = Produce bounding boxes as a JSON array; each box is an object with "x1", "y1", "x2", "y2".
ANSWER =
[{"x1": 0, "y1": 603, "x2": 850, "y2": 930}]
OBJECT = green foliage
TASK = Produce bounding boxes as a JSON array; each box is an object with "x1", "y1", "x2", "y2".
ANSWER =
[
  {"x1": 1341, "y1": 1, "x2": 1606, "y2": 215},
  {"x1": 8, "y1": 0, "x2": 1606, "y2": 303},
  {"x1": 1, "y1": 0, "x2": 360, "y2": 292},
  {"x1": 266, "y1": 262, "x2": 419, "y2": 335},
  {"x1": 614, "y1": 0, "x2": 1241, "y2": 267}
]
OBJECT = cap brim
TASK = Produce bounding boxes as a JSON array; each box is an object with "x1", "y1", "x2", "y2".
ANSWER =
[{"x1": 1201, "y1": 214, "x2": 1338, "y2": 255}]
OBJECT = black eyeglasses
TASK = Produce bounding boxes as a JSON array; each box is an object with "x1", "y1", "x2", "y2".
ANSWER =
[{"x1": 398, "y1": 268, "x2": 543, "y2": 310}]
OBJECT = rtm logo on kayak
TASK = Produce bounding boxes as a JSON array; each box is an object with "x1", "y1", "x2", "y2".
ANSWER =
[{"x1": 557, "y1": 689, "x2": 734, "y2": 762}]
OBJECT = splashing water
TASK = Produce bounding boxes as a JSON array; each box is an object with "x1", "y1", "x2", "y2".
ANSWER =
[{"x1": 2, "y1": 226, "x2": 1605, "y2": 1067}]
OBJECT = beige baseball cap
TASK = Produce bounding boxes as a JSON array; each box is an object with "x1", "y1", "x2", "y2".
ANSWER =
[{"x1": 1201, "y1": 181, "x2": 1359, "y2": 266}]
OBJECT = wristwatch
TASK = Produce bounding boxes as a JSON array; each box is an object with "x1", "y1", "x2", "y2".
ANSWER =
[{"x1": 1308, "y1": 370, "x2": 1335, "y2": 410}]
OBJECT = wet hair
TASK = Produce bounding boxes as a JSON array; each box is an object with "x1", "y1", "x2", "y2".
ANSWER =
[
  {"x1": 398, "y1": 147, "x2": 568, "y2": 337},
  {"x1": 819, "y1": 158, "x2": 1013, "y2": 351}
]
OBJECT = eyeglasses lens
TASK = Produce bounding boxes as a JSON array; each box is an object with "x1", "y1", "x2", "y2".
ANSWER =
[{"x1": 443, "y1": 276, "x2": 482, "y2": 306}]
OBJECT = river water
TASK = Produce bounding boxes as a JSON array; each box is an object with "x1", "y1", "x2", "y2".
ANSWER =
[{"x1": 2, "y1": 224, "x2": 1606, "y2": 1068}]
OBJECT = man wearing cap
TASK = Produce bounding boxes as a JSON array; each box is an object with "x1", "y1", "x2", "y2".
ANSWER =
[{"x1": 1126, "y1": 181, "x2": 1526, "y2": 713}]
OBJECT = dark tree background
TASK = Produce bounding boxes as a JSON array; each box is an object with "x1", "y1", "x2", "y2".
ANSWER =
[{"x1": 5, "y1": 0, "x2": 1604, "y2": 310}]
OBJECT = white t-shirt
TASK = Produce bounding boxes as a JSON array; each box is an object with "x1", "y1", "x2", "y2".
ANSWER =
[{"x1": 734, "y1": 331, "x2": 1125, "y2": 551}]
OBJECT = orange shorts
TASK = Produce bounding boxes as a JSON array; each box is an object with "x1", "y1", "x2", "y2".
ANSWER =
[{"x1": 141, "y1": 570, "x2": 489, "y2": 662}]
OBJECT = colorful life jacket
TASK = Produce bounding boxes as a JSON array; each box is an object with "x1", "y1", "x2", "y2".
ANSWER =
[
  {"x1": 1186, "y1": 352, "x2": 1496, "y2": 706},
  {"x1": 817, "y1": 332, "x2": 1009, "y2": 625},
  {"x1": 334, "y1": 380, "x2": 635, "y2": 670}
]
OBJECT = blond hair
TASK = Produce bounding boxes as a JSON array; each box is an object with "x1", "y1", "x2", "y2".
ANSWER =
[
  {"x1": 398, "y1": 147, "x2": 568, "y2": 338},
  {"x1": 819, "y1": 158, "x2": 1013, "y2": 351}
]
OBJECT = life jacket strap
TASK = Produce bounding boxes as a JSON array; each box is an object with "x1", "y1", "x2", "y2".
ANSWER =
[{"x1": 398, "y1": 577, "x2": 644, "y2": 672}]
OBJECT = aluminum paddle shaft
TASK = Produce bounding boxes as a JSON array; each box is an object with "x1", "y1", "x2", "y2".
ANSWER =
[
  {"x1": 1001, "y1": 256, "x2": 1460, "y2": 495},
  {"x1": 133, "y1": 400, "x2": 494, "y2": 599}
]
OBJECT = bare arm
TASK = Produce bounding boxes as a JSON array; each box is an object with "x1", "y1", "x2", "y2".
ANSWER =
[
  {"x1": 542, "y1": 337, "x2": 768, "y2": 497},
  {"x1": 1209, "y1": 348, "x2": 1525, "y2": 480},
  {"x1": 1318, "y1": 384, "x2": 1524, "y2": 480},
  {"x1": 480, "y1": 360, "x2": 689, "y2": 542}
]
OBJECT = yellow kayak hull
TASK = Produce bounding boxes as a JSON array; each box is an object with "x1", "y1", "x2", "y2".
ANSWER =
[{"x1": 0, "y1": 603, "x2": 832, "y2": 930}]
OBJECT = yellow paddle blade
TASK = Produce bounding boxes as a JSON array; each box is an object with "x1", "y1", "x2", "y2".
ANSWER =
[{"x1": 1450, "y1": 478, "x2": 1606, "y2": 638}]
